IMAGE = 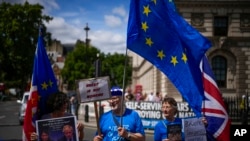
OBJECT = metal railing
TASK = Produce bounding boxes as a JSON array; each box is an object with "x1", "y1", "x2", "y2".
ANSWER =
[{"x1": 224, "y1": 95, "x2": 250, "y2": 124}]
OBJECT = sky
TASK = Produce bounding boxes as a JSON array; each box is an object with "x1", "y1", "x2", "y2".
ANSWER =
[{"x1": 6, "y1": 0, "x2": 131, "y2": 54}]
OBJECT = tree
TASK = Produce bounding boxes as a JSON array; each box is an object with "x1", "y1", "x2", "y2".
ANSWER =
[
  {"x1": 61, "y1": 40, "x2": 102, "y2": 89},
  {"x1": 61, "y1": 41, "x2": 132, "y2": 90},
  {"x1": 102, "y1": 53, "x2": 132, "y2": 88},
  {"x1": 0, "y1": 2, "x2": 52, "y2": 90}
]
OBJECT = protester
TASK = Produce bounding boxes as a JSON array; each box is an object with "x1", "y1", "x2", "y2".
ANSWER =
[
  {"x1": 154, "y1": 91, "x2": 162, "y2": 102},
  {"x1": 70, "y1": 94, "x2": 77, "y2": 116},
  {"x1": 135, "y1": 92, "x2": 143, "y2": 102},
  {"x1": 154, "y1": 97, "x2": 208, "y2": 141},
  {"x1": 93, "y1": 86, "x2": 145, "y2": 141},
  {"x1": 30, "y1": 92, "x2": 84, "y2": 141},
  {"x1": 146, "y1": 92, "x2": 155, "y2": 101},
  {"x1": 240, "y1": 95, "x2": 248, "y2": 125},
  {"x1": 58, "y1": 124, "x2": 77, "y2": 141},
  {"x1": 124, "y1": 88, "x2": 134, "y2": 101}
]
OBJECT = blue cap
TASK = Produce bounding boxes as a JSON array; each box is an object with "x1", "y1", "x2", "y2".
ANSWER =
[{"x1": 111, "y1": 86, "x2": 122, "y2": 96}]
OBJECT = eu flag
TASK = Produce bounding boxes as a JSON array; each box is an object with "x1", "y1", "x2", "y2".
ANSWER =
[
  {"x1": 23, "y1": 27, "x2": 58, "y2": 141},
  {"x1": 127, "y1": 0, "x2": 211, "y2": 116}
]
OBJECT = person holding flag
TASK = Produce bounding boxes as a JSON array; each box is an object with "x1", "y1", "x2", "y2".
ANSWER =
[
  {"x1": 126, "y1": 0, "x2": 230, "y2": 140},
  {"x1": 30, "y1": 92, "x2": 84, "y2": 141},
  {"x1": 154, "y1": 97, "x2": 208, "y2": 141},
  {"x1": 93, "y1": 86, "x2": 145, "y2": 141},
  {"x1": 23, "y1": 27, "x2": 84, "y2": 141}
]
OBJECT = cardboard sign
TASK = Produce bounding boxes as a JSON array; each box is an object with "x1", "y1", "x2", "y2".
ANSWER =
[
  {"x1": 183, "y1": 117, "x2": 207, "y2": 141},
  {"x1": 76, "y1": 76, "x2": 111, "y2": 103}
]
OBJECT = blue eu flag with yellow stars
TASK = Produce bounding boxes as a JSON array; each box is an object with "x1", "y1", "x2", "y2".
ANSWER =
[
  {"x1": 127, "y1": 0, "x2": 211, "y2": 116},
  {"x1": 34, "y1": 27, "x2": 58, "y2": 117},
  {"x1": 24, "y1": 26, "x2": 58, "y2": 140}
]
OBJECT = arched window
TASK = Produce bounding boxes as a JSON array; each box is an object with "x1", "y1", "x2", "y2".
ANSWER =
[{"x1": 212, "y1": 56, "x2": 227, "y2": 87}]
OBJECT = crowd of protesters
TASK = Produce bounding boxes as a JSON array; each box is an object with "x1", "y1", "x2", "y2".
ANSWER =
[{"x1": 124, "y1": 88, "x2": 164, "y2": 102}]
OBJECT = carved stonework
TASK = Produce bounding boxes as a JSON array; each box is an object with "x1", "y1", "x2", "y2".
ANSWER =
[
  {"x1": 240, "y1": 14, "x2": 250, "y2": 32},
  {"x1": 191, "y1": 13, "x2": 204, "y2": 27},
  {"x1": 191, "y1": 13, "x2": 206, "y2": 32},
  {"x1": 240, "y1": 14, "x2": 250, "y2": 27}
]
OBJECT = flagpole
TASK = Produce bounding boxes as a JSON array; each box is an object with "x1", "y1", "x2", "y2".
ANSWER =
[
  {"x1": 94, "y1": 101, "x2": 101, "y2": 135},
  {"x1": 119, "y1": 47, "x2": 129, "y2": 126},
  {"x1": 201, "y1": 56, "x2": 206, "y2": 117}
]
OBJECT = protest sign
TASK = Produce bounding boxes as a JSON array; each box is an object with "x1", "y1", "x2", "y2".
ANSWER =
[
  {"x1": 36, "y1": 116, "x2": 78, "y2": 141},
  {"x1": 167, "y1": 124, "x2": 182, "y2": 141},
  {"x1": 76, "y1": 76, "x2": 110, "y2": 103},
  {"x1": 183, "y1": 117, "x2": 207, "y2": 141}
]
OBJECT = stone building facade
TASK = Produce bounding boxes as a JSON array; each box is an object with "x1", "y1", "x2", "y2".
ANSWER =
[
  {"x1": 46, "y1": 39, "x2": 75, "y2": 91},
  {"x1": 129, "y1": 0, "x2": 250, "y2": 101}
]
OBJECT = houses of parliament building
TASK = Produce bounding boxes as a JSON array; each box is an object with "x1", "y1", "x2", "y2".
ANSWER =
[{"x1": 129, "y1": 0, "x2": 250, "y2": 101}]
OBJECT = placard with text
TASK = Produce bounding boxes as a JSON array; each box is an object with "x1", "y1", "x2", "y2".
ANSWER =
[
  {"x1": 183, "y1": 117, "x2": 207, "y2": 141},
  {"x1": 77, "y1": 76, "x2": 111, "y2": 103}
]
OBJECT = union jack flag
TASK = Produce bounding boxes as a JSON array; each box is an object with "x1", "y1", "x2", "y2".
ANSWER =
[
  {"x1": 201, "y1": 56, "x2": 231, "y2": 141},
  {"x1": 23, "y1": 27, "x2": 58, "y2": 141}
]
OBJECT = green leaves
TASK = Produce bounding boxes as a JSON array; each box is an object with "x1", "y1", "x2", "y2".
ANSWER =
[{"x1": 0, "y1": 2, "x2": 52, "y2": 88}]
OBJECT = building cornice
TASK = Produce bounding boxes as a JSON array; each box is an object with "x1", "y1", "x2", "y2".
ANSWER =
[{"x1": 175, "y1": 1, "x2": 250, "y2": 8}]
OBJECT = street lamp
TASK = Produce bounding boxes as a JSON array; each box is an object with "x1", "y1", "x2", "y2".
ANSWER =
[
  {"x1": 84, "y1": 23, "x2": 90, "y2": 48},
  {"x1": 83, "y1": 23, "x2": 90, "y2": 78}
]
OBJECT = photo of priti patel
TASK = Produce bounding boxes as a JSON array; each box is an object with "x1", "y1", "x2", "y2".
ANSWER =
[{"x1": 36, "y1": 116, "x2": 79, "y2": 141}]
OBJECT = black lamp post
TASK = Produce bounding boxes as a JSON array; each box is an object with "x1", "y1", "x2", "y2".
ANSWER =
[
  {"x1": 94, "y1": 53, "x2": 103, "y2": 116},
  {"x1": 84, "y1": 23, "x2": 90, "y2": 48},
  {"x1": 84, "y1": 23, "x2": 90, "y2": 78},
  {"x1": 83, "y1": 23, "x2": 90, "y2": 122}
]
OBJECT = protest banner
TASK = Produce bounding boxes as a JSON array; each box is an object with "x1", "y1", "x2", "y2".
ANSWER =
[{"x1": 126, "y1": 101, "x2": 196, "y2": 129}]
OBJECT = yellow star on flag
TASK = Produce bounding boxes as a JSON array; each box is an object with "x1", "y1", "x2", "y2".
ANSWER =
[
  {"x1": 157, "y1": 50, "x2": 165, "y2": 60},
  {"x1": 171, "y1": 56, "x2": 178, "y2": 66},
  {"x1": 143, "y1": 5, "x2": 151, "y2": 17},
  {"x1": 41, "y1": 82, "x2": 48, "y2": 90},
  {"x1": 152, "y1": 0, "x2": 157, "y2": 5},
  {"x1": 181, "y1": 53, "x2": 187, "y2": 63},
  {"x1": 145, "y1": 37, "x2": 153, "y2": 47},
  {"x1": 141, "y1": 22, "x2": 149, "y2": 32},
  {"x1": 48, "y1": 80, "x2": 53, "y2": 87}
]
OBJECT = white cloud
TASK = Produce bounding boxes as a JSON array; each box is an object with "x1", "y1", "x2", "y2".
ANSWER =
[
  {"x1": 9, "y1": 0, "x2": 59, "y2": 14},
  {"x1": 90, "y1": 30, "x2": 126, "y2": 54},
  {"x1": 112, "y1": 6, "x2": 126, "y2": 17},
  {"x1": 46, "y1": 17, "x2": 126, "y2": 54},
  {"x1": 104, "y1": 15, "x2": 122, "y2": 27},
  {"x1": 45, "y1": 17, "x2": 83, "y2": 44},
  {"x1": 5, "y1": 0, "x2": 128, "y2": 54},
  {"x1": 59, "y1": 12, "x2": 79, "y2": 17}
]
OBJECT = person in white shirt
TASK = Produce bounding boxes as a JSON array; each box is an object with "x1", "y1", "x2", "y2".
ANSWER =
[{"x1": 146, "y1": 92, "x2": 155, "y2": 101}]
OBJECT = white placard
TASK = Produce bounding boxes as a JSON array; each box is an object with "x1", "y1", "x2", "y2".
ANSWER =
[
  {"x1": 76, "y1": 76, "x2": 111, "y2": 103},
  {"x1": 183, "y1": 117, "x2": 207, "y2": 141}
]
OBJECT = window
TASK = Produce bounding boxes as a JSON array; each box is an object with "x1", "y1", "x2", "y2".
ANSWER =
[
  {"x1": 213, "y1": 16, "x2": 228, "y2": 36},
  {"x1": 212, "y1": 56, "x2": 227, "y2": 87}
]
